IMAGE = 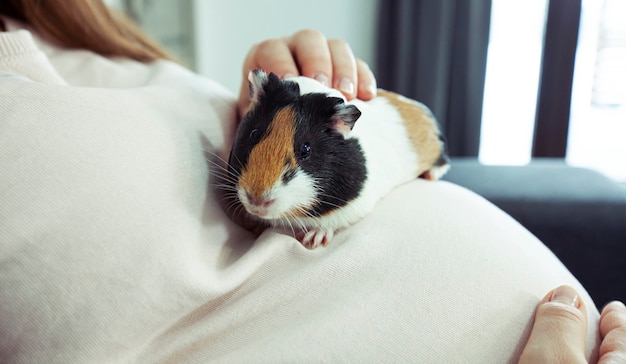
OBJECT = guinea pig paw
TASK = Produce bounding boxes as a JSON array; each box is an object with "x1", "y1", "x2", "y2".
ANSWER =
[{"x1": 301, "y1": 229, "x2": 334, "y2": 249}]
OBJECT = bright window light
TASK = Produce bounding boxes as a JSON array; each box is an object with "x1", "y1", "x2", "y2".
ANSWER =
[
  {"x1": 479, "y1": 0, "x2": 547, "y2": 166},
  {"x1": 481, "y1": 0, "x2": 626, "y2": 182}
]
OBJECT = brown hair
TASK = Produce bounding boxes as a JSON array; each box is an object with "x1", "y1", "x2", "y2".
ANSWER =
[{"x1": 0, "y1": 0, "x2": 173, "y2": 62}]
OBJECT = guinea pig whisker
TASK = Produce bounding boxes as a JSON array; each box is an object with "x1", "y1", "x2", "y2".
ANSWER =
[
  {"x1": 219, "y1": 194, "x2": 244, "y2": 214},
  {"x1": 222, "y1": 195, "x2": 241, "y2": 208},
  {"x1": 295, "y1": 206, "x2": 314, "y2": 219},
  {"x1": 204, "y1": 151, "x2": 242, "y2": 180},
  {"x1": 208, "y1": 165, "x2": 240, "y2": 183},
  {"x1": 214, "y1": 190, "x2": 235, "y2": 199},
  {"x1": 212, "y1": 179, "x2": 239, "y2": 192},
  {"x1": 315, "y1": 192, "x2": 348, "y2": 205},
  {"x1": 212, "y1": 183, "x2": 239, "y2": 192},
  {"x1": 285, "y1": 210, "x2": 309, "y2": 234},
  {"x1": 291, "y1": 208, "x2": 316, "y2": 232},
  {"x1": 277, "y1": 215, "x2": 295, "y2": 237},
  {"x1": 315, "y1": 193, "x2": 345, "y2": 203},
  {"x1": 203, "y1": 149, "x2": 229, "y2": 164},
  {"x1": 207, "y1": 161, "x2": 231, "y2": 173},
  {"x1": 203, "y1": 153, "x2": 229, "y2": 171},
  {"x1": 294, "y1": 212, "x2": 309, "y2": 227},
  {"x1": 232, "y1": 204, "x2": 248, "y2": 219},
  {"x1": 209, "y1": 169, "x2": 240, "y2": 186},
  {"x1": 221, "y1": 197, "x2": 242, "y2": 214}
]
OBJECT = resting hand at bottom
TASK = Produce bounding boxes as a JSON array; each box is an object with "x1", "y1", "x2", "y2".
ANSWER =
[{"x1": 519, "y1": 285, "x2": 626, "y2": 363}]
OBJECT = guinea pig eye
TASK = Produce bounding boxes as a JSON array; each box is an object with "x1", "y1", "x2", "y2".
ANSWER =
[
  {"x1": 249, "y1": 128, "x2": 260, "y2": 142},
  {"x1": 299, "y1": 143, "x2": 311, "y2": 160}
]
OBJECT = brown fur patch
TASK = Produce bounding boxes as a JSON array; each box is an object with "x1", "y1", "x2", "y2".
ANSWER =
[
  {"x1": 239, "y1": 107, "x2": 297, "y2": 200},
  {"x1": 377, "y1": 89, "x2": 444, "y2": 176}
]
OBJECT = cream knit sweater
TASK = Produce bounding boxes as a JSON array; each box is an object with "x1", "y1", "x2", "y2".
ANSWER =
[{"x1": 0, "y1": 19, "x2": 599, "y2": 363}]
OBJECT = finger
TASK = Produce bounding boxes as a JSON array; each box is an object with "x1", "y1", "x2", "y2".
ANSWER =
[
  {"x1": 518, "y1": 285, "x2": 588, "y2": 364},
  {"x1": 356, "y1": 58, "x2": 377, "y2": 101},
  {"x1": 600, "y1": 301, "x2": 626, "y2": 337},
  {"x1": 287, "y1": 29, "x2": 332, "y2": 87},
  {"x1": 247, "y1": 38, "x2": 301, "y2": 78},
  {"x1": 237, "y1": 39, "x2": 300, "y2": 117},
  {"x1": 598, "y1": 301, "x2": 626, "y2": 364},
  {"x1": 327, "y1": 38, "x2": 357, "y2": 99}
]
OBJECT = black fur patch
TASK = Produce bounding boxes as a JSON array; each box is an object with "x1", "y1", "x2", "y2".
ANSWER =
[
  {"x1": 293, "y1": 93, "x2": 367, "y2": 216},
  {"x1": 435, "y1": 134, "x2": 450, "y2": 168},
  {"x1": 434, "y1": 146, "x2": 450, "y2": 168}
]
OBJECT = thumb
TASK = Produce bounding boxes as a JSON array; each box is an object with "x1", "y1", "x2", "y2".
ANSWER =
[{"x1": 519, "y1": 285, "x2": 588, "y2": 364}]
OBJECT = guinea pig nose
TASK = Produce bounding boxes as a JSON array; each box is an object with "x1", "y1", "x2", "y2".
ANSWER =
[{"x1": 246, "y1": 192, "x2": 274, "y2": 208}]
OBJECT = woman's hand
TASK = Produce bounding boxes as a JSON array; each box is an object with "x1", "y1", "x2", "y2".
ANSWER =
[
  {"x1": 237, "y1": 29, "x2": 377, "y2": 118},
  {"x1": 519, "y1": 285, "x2": 626, "y2": 364}
]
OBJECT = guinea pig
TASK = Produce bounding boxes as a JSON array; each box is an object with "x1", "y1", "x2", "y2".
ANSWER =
[{"x1": 225, "y1": 69, "x2": 449, "y2": 249}]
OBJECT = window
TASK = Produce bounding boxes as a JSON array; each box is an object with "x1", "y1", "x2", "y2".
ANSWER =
[
  {"x1": 480, "y1": 0, "x2": 626, "y2": 182},
  {"x1": 567, "y1": 0, "x2": 626, "y2": 181},
  {"x1": 479, "y1": 1, "x2": 547, "y2": 166}
]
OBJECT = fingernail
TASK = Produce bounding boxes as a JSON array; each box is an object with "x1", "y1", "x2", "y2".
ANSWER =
[
  {"x1": 338, "y1": 78, "x2": 355, "y2": 95},
  {"x1": 365, "y1": 82, "x2": 377, "y2": 96},
  {"x1": 550, "y1": 285, "x2": 581, "y2": 308},
  {"x1": 602, "y1": 300, "x2": 626, "y2": 313},
  {"x1": 314, "y1": 74, "x2": 329, "y2": 87},
  {"x1": 283, "y1": 72, "x2": 296, "y2": 79}
]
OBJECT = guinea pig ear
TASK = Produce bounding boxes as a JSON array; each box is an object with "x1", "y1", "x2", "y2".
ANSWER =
[
  {"x1": 331, "y1": 101, "x2": 361, "y2": 138},
  {"x1": 248, "y1": 69, "x2": 269, "y2": 104}
]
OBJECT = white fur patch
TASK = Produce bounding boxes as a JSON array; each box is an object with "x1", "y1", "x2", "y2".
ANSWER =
[
  {"x1": 239, "y1": 167, "x2": 318, "y2": 222},
  {"x1": 248, "y1": 69, "x2": 268, "y2": 104},
  {"x1": 287, "y1": 76, "x2": 345, "y2": 100}
]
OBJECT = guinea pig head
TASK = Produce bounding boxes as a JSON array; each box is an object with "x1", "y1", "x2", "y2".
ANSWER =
[{"x1": 229, "y1": 70, "x2": 367, "y2": 221}]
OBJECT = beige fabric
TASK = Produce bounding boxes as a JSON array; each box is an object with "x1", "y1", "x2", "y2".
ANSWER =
[{"x1": 0, "y1": 21, "x2": 599, "y2": 363}]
